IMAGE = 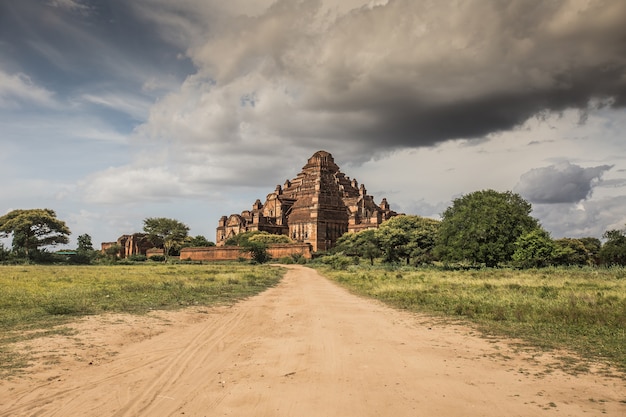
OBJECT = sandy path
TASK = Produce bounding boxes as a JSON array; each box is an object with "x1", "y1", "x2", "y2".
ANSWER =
[{"x1": 1, "y1": 265, "x2": 624, "y2": 416}]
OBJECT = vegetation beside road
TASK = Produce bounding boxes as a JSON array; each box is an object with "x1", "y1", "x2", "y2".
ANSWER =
[
  {"x1": 316, "y1": 264, "x2": 626, "y2": 375},
  {"x1": 0, "y1": 263, "x2": 284, "y2": 377}
]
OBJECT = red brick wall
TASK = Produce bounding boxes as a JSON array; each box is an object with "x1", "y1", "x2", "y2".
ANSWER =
[
  {"x1": 180, "y1": 243, "x2": 312, "y2": 262},
  {"x1": 146, "y1": 248, "x2": 165, "y2": 257}
]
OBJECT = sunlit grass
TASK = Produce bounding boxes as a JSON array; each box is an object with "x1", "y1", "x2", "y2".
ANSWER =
[
  {"x1": 0, "y1": 263, "x2": 284, "y2": 377},
  {"x1": 0, "y1": 263, "x2": 284, "y2": 330},
  {"x1": 317, "y1": 265, "x2": 626, "y2": 375}
]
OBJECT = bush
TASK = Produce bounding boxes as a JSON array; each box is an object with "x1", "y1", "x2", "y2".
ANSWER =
[
  {"x1": 149, "y1": 255, "x2": 166, "y2": 262},
  {"x1": 128, "y1": 254, "x2": 147, "y2": 262},
  {"x1": 318, "y1": 253, "x2": 352, "y2": 270},
  {"x1": 29, "y1": 250, "x2": 62, "y2": 264},
  {"x1": 243, "y1": 241, "x2": 270, "y2": 264},
  {"x1": 70, "y1": 253, "x2": 93, "y2": 265}
]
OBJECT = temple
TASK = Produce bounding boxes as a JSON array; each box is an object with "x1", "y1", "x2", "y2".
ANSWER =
[{"x1": 216, "y1": 150, "x2": 397, "y2": 251}]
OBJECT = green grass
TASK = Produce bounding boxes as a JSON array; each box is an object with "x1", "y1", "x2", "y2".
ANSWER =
[
  {"x1": 0, "y1": 263, "x2": 284, "y2": 377},
  {"x1": 316, "y1": 265, "x2": 626, "y2": 376}
]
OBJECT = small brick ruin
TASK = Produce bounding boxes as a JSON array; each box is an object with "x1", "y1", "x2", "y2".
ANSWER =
[{"x1": 101, "y1": 233, "x2": 161, "y2": 258}]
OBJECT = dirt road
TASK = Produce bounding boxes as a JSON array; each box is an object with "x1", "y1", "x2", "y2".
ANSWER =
[{"x1": 1, "y1": 265, "x2": 624, "y2": 416}]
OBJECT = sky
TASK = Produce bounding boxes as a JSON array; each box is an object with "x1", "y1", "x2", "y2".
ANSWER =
[{"x1": 1, "y1": 0, "x2": 626, "y2": 249}]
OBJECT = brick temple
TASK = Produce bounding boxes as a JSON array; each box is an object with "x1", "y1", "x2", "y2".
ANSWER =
[{"x1": 217, "y1": 150, "x2": 397, "y2": 251}]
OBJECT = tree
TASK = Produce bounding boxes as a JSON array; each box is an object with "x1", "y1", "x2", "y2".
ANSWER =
[
  {"x1": 435, "y1": 190, "x2": 539, "y2": 267},
  {"x1": 376, "y1": 215, "x2": 440, "y2": 264},
  {"x1": 0, "y1": 209, "x2": 70, "y2": 257},
  {"x1": 224, "y1": 231, "x2": 291, "y2": 246},
  {"x1": 334, "y1": 229, "x2": 381, "y2": 265},
  {"x1": 104, "y1": 244, "x2": 121, "y2": 262},
  {"x1": 241, "y1": 240, "x2": 270, "y2": 264},
  {"x1": 248, "y1": 232, "x2": 292, "y2": 245},
  {"x1": 512, "y1": 229, "x2": 555, "y2": 268},
  {"x1": 224, "y1": 231, "x2": 255, "y2": 246},
  {"x1": 184, "y1": 235, "x2": 215, "y2": 247},
  {"x1": 552, "y1": 238, "x2": 590, "y2": 266},
  {"x1": 222, "y1": 231, "x2": 288, "y2": 264},
  {"x1": 599, "y1": 228, "x2": 626, "y2": 266},
  {"x1": 77, "y1": 234, "x2": 94, "y2": 251},
  {"x1": 75, "y1": 233, "x2": 96, "y2": 264},
  {"x1": 143, "y1": 217, "x2": 190, "y2": 262},
  {"x1": 579, "y1": 237, "x2": 602, "y2": 266}
]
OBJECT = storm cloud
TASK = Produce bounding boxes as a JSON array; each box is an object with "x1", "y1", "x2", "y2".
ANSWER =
[
  {"x1": 515, "y1": 162, "x2": 612, "y2": 204},
  {"x1": 130, "y1": 0, "x2": 626, "y2": 161},
  {"x1": 4, "y1": 0, "x2": 626, "y2": 166}
]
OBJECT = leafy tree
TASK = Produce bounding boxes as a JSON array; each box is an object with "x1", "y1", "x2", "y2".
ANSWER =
[
  {"x1": 184, "y1": 235, "x2": 215, "y2": 247},
  {"x1": 73, "y1": 233, "x2": 96, "y2": 264},
  {"x1": 77, "y1": 233, "x2": 94, "y2": 252},
  {"x1": 376, "y1": 215, "x2": 440, "y2": 265},
  {"x1": 334, "y1": 229, "x2": 381, "y2": 265},
  {"x1": 222, "y1": 231, "x2": 289, "y2": 263},
  {"x1": 552, "y1": 238, "x2": 590, "y2": 266},
  {"x1": 248, "y1": 232, "x2": 292, "y2": 245},
  {"x1": 0, "y1": 209, "x2": 71, "y2": 257},
  {"x1": 512, "y1": 229, "x2": 555, "y2": 268},
  {"x1": 143, "y1": 217, "x2": 190, "y2": 262},
  {"x1": 435, "y1": 190, "x2": 538, "y2": 267},
  {"x1": 224, "y1": 230, "x2": 290, "y2": 246},
  {"x1": 104, "y1": 244, "x2": 122, "y2": 262},
  {"x1": 599, "y1": 228, "x2": 626, "y2": 266},
  {"x1": 579, "y1": 237, "x2": 602, "y2": 266},
  {"x1": 224, "y1": 231, "x2": 257, "y2": 246},
  {"x1": 333, "y1": 232, "x2": 357, "y2": 254},
  {"x1": 242, "y1": 241, "x2": 270, "y2": 264}
]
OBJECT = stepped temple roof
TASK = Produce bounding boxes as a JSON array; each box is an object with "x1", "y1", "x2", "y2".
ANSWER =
[{"x1": 216, "y1": 150, "x2": 397, "y2": 252}]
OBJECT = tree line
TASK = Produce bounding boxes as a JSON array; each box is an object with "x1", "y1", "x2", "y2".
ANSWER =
[
  {"x1": 333, "y1": 190, "x2": 625, "y2": 268},
  {"x1": 2, "y1": 189, "x2": 626, "y2": 267},
  {"x1": 0, "y1": 209, "x2": 213, "y2": 264}
]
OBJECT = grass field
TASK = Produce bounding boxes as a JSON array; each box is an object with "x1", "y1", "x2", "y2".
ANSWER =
[
  {"x1": 316, "y1": 265, "x2": 626, "y2": 375},
  {"x1": 0, "y1": 263, "x2": 285, "y2": 376}
]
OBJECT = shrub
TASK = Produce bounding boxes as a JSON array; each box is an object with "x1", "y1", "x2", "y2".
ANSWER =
[
  {"x1": 149, "y1": 255, "x2": 166, "y2": 262},
  {"x1": 318, "y1": 253, "x2": 352, "y2": 270},
  {"x1": 128, "y1": 254, "x2": 147, "y2": 262}
]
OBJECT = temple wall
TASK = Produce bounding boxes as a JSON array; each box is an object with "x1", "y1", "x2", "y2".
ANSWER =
[
  {"x1": 146, "y1": 248, "x2": 165, "y2": 257},
  {"x1": 266, "y1": 243, "x2": 312, "y2": 259},
  {"x1": 180, "y1": 243, "x2": 312, "y2": 262}
]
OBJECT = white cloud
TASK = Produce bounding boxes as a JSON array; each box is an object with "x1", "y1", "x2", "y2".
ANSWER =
[
  {"x1": 0, "y1": 70, "x2": 57, "y2": 108},
  {"x1": 79, "y1": 166, "x2": 195, "y2": 204},
  {"x1": 79, "y1": 92, "x2": 153, "y2": 120}
]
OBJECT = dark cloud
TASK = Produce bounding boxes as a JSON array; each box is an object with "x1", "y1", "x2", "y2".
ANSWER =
[
  {"x1": 295, "y1": 0, "x2": 626, "y2": 150},
  {"x1": 515, "y1": 162, "x2": 612, "y2": 204},
  {"x1": 4, "y1": 0, "x2": 625, "y2": 158},
  {"x1": 120, "y1": 0, "x2": 626, "y2": 165}
]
